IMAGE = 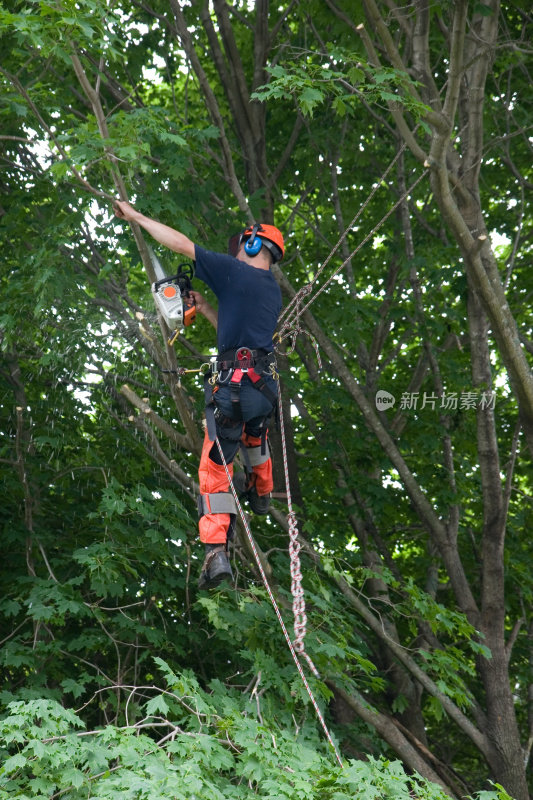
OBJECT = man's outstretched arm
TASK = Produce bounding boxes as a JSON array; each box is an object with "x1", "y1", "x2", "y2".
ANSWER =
[{"x1": 114, "y1": 200, "x2": 195, "y2": 260}]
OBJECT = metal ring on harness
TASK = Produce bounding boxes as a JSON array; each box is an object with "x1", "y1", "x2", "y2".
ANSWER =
[{"x1": 217, "y1": 369, "x2": 233, "y2": 385}]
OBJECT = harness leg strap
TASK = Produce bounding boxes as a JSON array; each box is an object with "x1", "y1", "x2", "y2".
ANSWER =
[
  {"x1": 198, "y1": 492, "x2": 237, "y2": 517},
  {"x1": 198, "y1": 430, "x2": 235, "y2": 544},
  {"x1": 203, "y1": 372, "x2": 218, "y2": 442},
  {"x1": 240, "y1": 439, "x2": 270, "y2": 472},
  {"x1": 241, "y1": 432, "x2": 273, "y2": 496}
]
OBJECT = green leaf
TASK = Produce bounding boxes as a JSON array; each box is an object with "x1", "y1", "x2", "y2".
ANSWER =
[
  {"x1": 299, "y1": 86, "x2": 325, "y2": 116},
  {"x1": 1, "y1": 752, "x2": 27, "y2": 774},
  {"x1": 145, "y1": 694, "x2": 170, "y2": 716},
  {"x1": 63, "y1": 767, "x2": 86, "y2": 788}
]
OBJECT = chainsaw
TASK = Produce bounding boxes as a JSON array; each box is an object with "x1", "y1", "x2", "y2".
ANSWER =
[{"x1": 149, "y1": 245, "x2": 196, "y2": 342}]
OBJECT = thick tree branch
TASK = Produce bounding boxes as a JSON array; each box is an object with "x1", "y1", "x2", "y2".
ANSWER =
[
  {"x1": 462, "y1": 0, "x2": 501, "y2": 185},
  {"x1": 119, "y1": 384, "x2": 192, "y2": 452},
  {"x1": 303, "y1": 540, "x2": 489, "y2": 758},
  {"x1": 274, "y1": 263, "x2": 479, "y2": 621},
  {"x1": 412, "y1": 0, "x2": 443, "y2": 112},
  {"x1": 326, "y1": 681, "x2": 458, "y2": 797},
  {"x1": 168, "y1": 0, "x2": 252, "y2": 220},
  {"x1": 439, "y1": 0, "x2": 468, "y2": 135}
]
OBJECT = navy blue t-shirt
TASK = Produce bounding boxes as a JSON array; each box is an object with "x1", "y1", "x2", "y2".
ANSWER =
[{"x1": 194, "y1": 245, "x2": 282, "y2": 354}]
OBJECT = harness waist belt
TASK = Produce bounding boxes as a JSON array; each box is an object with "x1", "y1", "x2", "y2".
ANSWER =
[
  {"x1": 216, "y1": 347, "x2": 276, "y2": 373},
  {"x1": 203, "y1": 347, "x2": 278, "y2": 443}
]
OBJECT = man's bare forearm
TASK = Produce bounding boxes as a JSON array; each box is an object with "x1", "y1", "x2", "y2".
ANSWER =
[
  {"x1": 201, "y1": 304, "x2": 218, "y2": 329},
  {"x1": 189, "y1": 290, "x2": 218, "y2": 330},
  {"x1": 132, "y1": 213, "x2": 195, "y2": 259},
  {"x1": 114, "y1": 201, "x2": 195, "y2": 259}
]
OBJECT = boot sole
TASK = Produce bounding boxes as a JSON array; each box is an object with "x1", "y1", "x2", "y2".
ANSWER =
[{"x1": 198, "y1": 567, "x2": 233, "y2": 590}]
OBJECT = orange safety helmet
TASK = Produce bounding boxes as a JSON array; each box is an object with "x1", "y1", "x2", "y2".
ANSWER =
[{"x1": 238, "y1": 222, "x2": 285, "y2": 263}]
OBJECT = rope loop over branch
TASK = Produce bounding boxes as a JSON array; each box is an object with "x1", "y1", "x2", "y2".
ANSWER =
[{"x1": 276, "y1": 144, "x2": 428, "y2": 357}]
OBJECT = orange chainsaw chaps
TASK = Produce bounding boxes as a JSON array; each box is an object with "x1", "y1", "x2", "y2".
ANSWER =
[
  {"x1": 241, "y1": 432, "x2": 273, "y2": 496},
  {"x1": 198, "y1": 430, "x2": 233, "y2": 544}
]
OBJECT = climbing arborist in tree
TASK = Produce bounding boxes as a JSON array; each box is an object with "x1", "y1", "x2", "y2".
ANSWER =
[{"x1": 114, "y1": 201, "x2": 283, "y2": 589}]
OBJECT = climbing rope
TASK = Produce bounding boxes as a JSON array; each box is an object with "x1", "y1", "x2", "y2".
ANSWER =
[
  {"x1": 285, "y1": 168, "x2": 428, "y2": 333},
  {"x1": 271, "y1": 155, "x2": 428, "y2": 658},
  {"x1": 170, "y1": 150, "x2": 429, "y2": 769},
  {"x1": 277, "y1": 159, "x2": 428, "y2": 346},
  {"x1": 214, "y1": 436, "x2": 344, "y2": 768},
  {"x1": 276, "y1": 385, "x2": 319, "y2": 676},
  {"x1": 277, "y1": 142, "x2": 407, "y2": 331}
]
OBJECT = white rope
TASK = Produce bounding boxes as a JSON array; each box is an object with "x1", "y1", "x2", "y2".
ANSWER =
[
  {"x1": 277, "y1": 165, "x2": 428, "y2": 347},
  {"x1": 277, "y1": 141, "x2": 412, "y2": 331},
  {"x1": 276, "y1": 385, "x2": 320, "y2": 677},
  {"x1": 214, "y1": 437, "x2": 344, "y2": 768}
]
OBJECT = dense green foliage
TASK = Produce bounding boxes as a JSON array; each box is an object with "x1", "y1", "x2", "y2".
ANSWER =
[{"x1": 1, "y1": 1, "x2": 533, "y2": 798}]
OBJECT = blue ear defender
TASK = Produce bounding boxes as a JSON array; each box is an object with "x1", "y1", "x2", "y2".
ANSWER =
[
  {"x1": 244, "y1": 236, "x2": 262, "y2": 255},
  {"x1": 243, "y1": 222, "x2": 262, "y2": 256},
  {"x1": 236, "y1": 222, "x2": 284, "y2": 263}
]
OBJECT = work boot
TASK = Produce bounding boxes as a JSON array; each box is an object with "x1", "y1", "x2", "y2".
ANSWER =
[
  {"x1": 233, "y1": 471, "x2": 248, "y2": 498},
  {"x1": 233, "y1": 472, "x2": 271, "y2": 515},
  {"x1": 198, "y1": 544, "x2": 233, "y2": 590},
  {"x1": 247, "y1": 485, "x2": 271, "y2": 515}
]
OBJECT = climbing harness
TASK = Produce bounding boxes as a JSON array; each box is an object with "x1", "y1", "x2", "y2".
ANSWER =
[
  {"x1": 214, "y1": 433, "x2": 344, "y2": 768},
  {"x1": 216, "y1": 347, "x2": 278, "y2": 404},
  {"x1": 203, "y1": 346, "x2": 278, "y2": 444},
  {"x1": 195, "y1": 345, "x2": 279, "y2": 545}
]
